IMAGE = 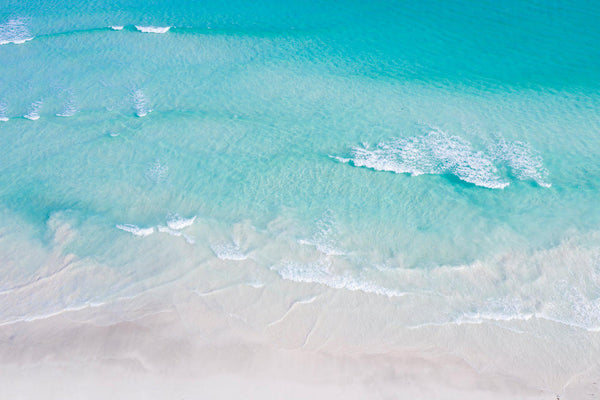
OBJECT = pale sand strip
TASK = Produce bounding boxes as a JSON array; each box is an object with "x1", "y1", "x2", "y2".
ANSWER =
[{"x1": 0, "y1": 273, "x2": 597, "y2": 400}]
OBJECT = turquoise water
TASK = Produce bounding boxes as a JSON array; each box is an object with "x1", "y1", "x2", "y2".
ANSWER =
[{"x1": 1, "y1": 1, "x2": 600, "y2": 329}]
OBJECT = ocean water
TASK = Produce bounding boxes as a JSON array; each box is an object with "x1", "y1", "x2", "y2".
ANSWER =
[{"x1": 1, "y1": 0, "x2": 600, "y2": 335}]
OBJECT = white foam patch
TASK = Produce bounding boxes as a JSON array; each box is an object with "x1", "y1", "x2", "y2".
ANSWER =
[
  {"x1": 166, "y1": 215, "x2": 196, "y2": 230},
  {"x1": 146, "y1": 160, "x2": 168, "y2": 183},
  {"x1": 0, "y1": 18, "x2": 33, "y2": 45},
  {"x1": 492, "y1": 139, "x2": 551, "y2": 187},
  {"x1": 339, "y1": 129, "x2": 552, "y2": 189},
  {"x1": 132, "y1": 89, "x2": 150, "y2": 117},
  {"x1": 116, "y1": 224, "x2": 154, "y2": 237},
  {"x1": 0, "y1": 102, "x2": 8, "y2": 121},
  {"x1": 56, "y1": 99, "x2": 77, "y2": 117},
  {"x1": 298, "y1": 213, "x2": 345, "y2": 256},
  {"x1": 210, "y1": 242, "x2": 248, "y2": 261},
  {"x1": 344, "y1": 129, "x2": 509, "y2": 189},
  {"x1": 157, "y1": 225, "x2": 182, "y2": 237},
  {"x1": 110, "y1": 26, "x2": 124, "y2": 31},
  {"x1": 273, "y1": 260, "x2": 406, "y2": 297},
  {"x1": 23, "y1": 100, "x2": 42, "y2": 120},
  {"x1": 135, "y1": 26, "x2": 170, "y2": 34}
]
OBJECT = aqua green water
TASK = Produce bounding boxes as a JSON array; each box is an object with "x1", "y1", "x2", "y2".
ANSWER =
[{"x1": 1, "y1": 0, "x2": 599, "y2": 329}]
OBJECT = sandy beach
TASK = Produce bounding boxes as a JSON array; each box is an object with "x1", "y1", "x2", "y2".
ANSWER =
[{"x1": 1, "y1": 258, "x2": 597, "y2": 399}]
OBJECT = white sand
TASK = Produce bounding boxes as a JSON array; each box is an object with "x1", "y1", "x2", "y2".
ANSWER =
[{"x1": 1, "y1": 259, "x2": 598, "y2": 400}]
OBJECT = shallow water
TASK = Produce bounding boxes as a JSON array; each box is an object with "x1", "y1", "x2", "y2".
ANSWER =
[{"x1": 1, "y1": 0, "x2": 599, "y2": 333}]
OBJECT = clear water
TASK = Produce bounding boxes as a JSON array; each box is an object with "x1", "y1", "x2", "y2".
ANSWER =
[{"x1": 1, "y1": 0, "x2": 600, "y2": 330}]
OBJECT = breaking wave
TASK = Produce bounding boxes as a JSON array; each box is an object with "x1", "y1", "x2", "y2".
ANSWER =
[
  {"x1": 337, "y1": 129, "x2": 550, "y2": 189},
  {"x1": 0, "y1": 17, "x2": 33, "y2": 45},
  {"x1": 135, "y1": 26, "x2": 170, "y2": 34},
  {"x1": 23, "y1": 100, "x2": 42, "y2": 120}
]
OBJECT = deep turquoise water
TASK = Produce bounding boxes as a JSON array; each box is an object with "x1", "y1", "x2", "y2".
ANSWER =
[{"x1": 1, "y1": 0, "x2": 599, "y2": 330}]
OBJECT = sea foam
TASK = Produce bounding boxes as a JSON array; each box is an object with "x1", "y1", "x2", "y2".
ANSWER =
[
  {"x1": 116, "y1": 224, "x2": 154, "y2": 236},
  {"x1": 157, "y1": 225, "x2": 182, "y2": 237},
  {"x1": 56, "y1": 99, "x2": 77, "y2": 117},
  {"x1": 166, "y1": 215, "x2": 196, "y2": 230},
  {"x1": 338, "y1": 129, "x2": 551, "y2": 189},
  {"x1": 135, "y1": 26, "x2": 170, "y2": 34},
  {"x1": 146, "y1": 160, "x2": 168, "y2": 183},
  {"x1": 492, "y1": 139, "x2": 551, "y2": 187},
  {"x1": 23, "y1": 101, "x2": 42, "y2": 121},
  {"x1": 0, "y1": 18, "x2": 33, "y2": 45},
  {"x1": 0, "y1": 102, "x2": 8, "y2": 121},
  {"x1": 273, "y1": 260, "x2": 406, "y2": 297},
  {"x1": 210, "y1": 242, "x2": 248, "y2": 261},
  {"x1": 132, "y1": 89, "x2": 150, "y2": 117}
]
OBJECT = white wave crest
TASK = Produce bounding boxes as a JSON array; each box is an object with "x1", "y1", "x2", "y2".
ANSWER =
[
  {"x1": 0, "y1": 102, "x2": 8, "y2": 121},
  {"x1": 0, "y1": 18, "x2": 33, "y2": 45},
  {"x1": 166, "y1": 215, "x2": 196, "y2": 230},
  {"x1": 23, "y1": 100, "x2": 42, "y2": 120},
  {"x1": 56, "y1": 99, "x2": 77, "y2": 117},
  {"x1": 135, "y1": 26, "x2": 170, "y2": 34},
  {"x1": 339, "y1": 129, "x2": 551, "y2": 189},
  {"x1": 492, "y1": 139, "x2": 551, "y2": 187},
  {"x1": 116, "y1": 224, "x2": 154, "y2": 237},
  {"x1": 273, "y1": 260, "x2": 406, "y2": 297},
  {"x1": 110, "y1": 26, "x2": 124, "y2": 31},
  {"x1": 132, "y1": 89, "x2": 150, "y2": 117}
]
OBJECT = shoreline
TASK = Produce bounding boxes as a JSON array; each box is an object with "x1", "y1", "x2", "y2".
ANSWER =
[{"x1": 1, "y1": 272, "x2": 596, "y2": 399}]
